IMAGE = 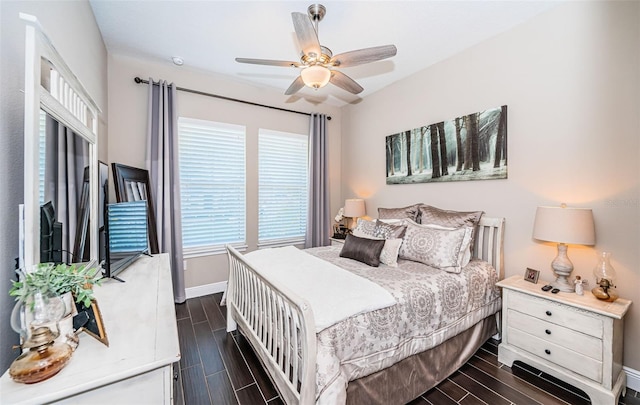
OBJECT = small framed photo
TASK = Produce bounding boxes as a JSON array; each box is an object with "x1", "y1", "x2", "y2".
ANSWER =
[{"x1": 524, "y1": 268, "x2": 540, "y2": 284}]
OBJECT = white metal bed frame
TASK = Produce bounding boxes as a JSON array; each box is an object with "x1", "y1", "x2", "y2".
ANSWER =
[{"x1": 225, "y1": 216, "x2": 505, "y2": 404}]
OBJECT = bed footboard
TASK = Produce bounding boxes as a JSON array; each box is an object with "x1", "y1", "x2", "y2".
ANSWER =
[{"x1": 226, "y1": 245, "x2": 317, "y2": 404}]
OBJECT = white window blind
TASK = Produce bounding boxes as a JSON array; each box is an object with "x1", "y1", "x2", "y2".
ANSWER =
[
  {"x1": 178, "y1": 117, "x2": 246, "y2": 257},
  {"x1": 38, "y1": 110, "x2": 46, "y2": 205},
  {"x1": 258, "y1": 129, "x2": 308, "y2": 248}
]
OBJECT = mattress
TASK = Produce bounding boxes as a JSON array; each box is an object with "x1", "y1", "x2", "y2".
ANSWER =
[{"x1": 305, "y1": 246, "x2": 502, "y2": 404}]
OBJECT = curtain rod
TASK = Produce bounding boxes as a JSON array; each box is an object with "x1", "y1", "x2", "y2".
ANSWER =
[{"x1": 133, "y1": 77, "x2": 331, "y2": 120}]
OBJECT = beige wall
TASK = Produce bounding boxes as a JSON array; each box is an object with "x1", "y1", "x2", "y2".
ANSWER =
[
  {"x1": 0, "y1": 0, "x2": 108, "y2": 370},
  {"x1": 107, "y1": 54, "x2": 342, "y2": 288},
  {"x1": 341, "y1": 2, "x2": 640, "y2": 370}
]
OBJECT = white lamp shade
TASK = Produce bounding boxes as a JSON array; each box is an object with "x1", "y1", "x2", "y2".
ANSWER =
[
  {"x1": 532, "y1": 206, "x2": 595, "y2": 245},
  {"x1": 343, "y1": 199, "x2": 366, "y2": 218},
  {"x1": 301, "y1": 65, "x2": 331, "y2": 89}
]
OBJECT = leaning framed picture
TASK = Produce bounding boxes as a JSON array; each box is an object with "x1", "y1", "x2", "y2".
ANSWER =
[
  {"x1": 75, "y1": 299, "x2": 109, "y2": 346},
  {"x1": 524, "y1": 268, "x2": 540, "y2": 284}
]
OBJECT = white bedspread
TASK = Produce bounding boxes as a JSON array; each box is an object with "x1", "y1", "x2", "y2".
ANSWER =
[{"x1": 244, "y1": 246, "x2": 396, "y2": 332}]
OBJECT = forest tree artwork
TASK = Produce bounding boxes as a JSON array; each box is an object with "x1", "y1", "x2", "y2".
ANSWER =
[{"x1": 386, "y1": 105, "x2": 507, "y2": 184}]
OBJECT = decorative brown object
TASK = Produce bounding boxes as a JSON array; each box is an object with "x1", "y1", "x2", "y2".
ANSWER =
[
  {"x1": 9, "y1": 326, "x2": 72, "y2": 384},
  {"x1": 592, "y1": 279, "x2": 619, "y2": 302}
]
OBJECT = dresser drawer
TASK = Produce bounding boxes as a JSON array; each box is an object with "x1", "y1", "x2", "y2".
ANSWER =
[
  {"x1": 507, "y1": 309, "x2": 602, "y2": 361},
  {"x1": 507, "y1": 291, "x2": 603, "y2": 339},
  {"x1": 508, "y1": 326, "x2": 603, "y2": 383}
]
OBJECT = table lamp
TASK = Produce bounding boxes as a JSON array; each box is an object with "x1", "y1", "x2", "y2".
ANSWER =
[
  {"x1": 532, "y1": 205, "x2": 595, "y2": 292},
  {"x1": 343, "y1": 199, "x2": 366, "y2": 230}
]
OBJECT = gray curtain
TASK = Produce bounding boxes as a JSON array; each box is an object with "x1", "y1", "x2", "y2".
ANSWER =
[
  {"x1": 146, "y1": 78, "x2": 186, "y2": 303},
  {"x1": 44, "y1": 114, "x2": 88, "y2": 262},
  {"x1": 305, "y1": 113, "x2": 330, "y2": 248}
]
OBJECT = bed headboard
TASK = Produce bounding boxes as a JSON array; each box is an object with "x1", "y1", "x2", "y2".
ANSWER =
[{"x1": 472, "y1": 216, "x2": 505, "y2": 279}]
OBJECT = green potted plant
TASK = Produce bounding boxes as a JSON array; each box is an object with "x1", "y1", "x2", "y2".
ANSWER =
[{"x1": 10, "y1": 262, "x2": 102, "y2": 310}]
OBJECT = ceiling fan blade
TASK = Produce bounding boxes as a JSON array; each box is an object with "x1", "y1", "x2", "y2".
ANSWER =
[
  {"x1": 329, "y1": 70, "x2": 364, "y2": 94},
  {"x1": 330, "y1": 45, "x2": 397, "y2": 67},
  {"x1": 292, "y1": 12, "x2": 322, "y2": 59},
  {"x1": 285, "y1": 76, "x2": 305, "y2": 95},
  {"x1": 235, "y1": 58, "x2": 300, "y2": 68}
]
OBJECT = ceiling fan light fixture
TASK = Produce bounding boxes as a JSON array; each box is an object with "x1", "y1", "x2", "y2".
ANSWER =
[{"x1": 301, "y1": 65, "x2": 331, "y2": 89}]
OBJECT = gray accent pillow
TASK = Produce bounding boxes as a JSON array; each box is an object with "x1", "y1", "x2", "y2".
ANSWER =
[
  {"x1": 377, "y1": 204, "x2": 421, "y2": 222},
  {"x1": 375, "y1": 220, "x2": 407, "y2": 239},
  {"x1": 418, "y1": 204, "x2": 483, "y2": 229},
  {"x1": 339, "y1": 234, "x2": 386, "y2": 267},
  {"x1": 398, "y1": 220, "x2": 473, "y2": 273},
  {"x1": 418, "y1": 204, "x2": 483, "y2": 247},
  {"x1": 353, "y1": 220, "x2": 406, "y2": 267}
]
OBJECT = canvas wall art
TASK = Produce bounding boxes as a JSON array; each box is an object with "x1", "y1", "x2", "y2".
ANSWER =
[{"x1": 386, "y1": 105, "x2": 507, "y2": 184}]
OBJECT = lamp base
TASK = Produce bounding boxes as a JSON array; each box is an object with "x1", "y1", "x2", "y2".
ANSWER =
[
  {"x1": 551, "y1": 243, "x2": 575, "y2": 293},
  {"x1": 552, "y1": 274, "x2": 575, "y2": 293}
]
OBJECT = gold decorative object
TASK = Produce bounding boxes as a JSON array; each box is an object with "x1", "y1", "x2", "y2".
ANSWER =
[{"x1": 9, "y1": 326, "x2": 72, "y2": 384}]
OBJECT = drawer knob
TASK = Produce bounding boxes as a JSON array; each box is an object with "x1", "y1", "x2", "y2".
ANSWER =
[
  {"x1": 545, "y1": 329, "x2": 551, "y2": 335},
  {"x1": 545, "y1": 349, "x2": 551, "y2": 355},
  {"x1": 545, "y1": 310, "x2": 552, "y2": 316}
]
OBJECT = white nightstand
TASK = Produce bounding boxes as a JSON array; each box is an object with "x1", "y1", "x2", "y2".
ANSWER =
[
  {"x1": 330, "y1": 237, "x2": 346, "y2": 247},
  {"x1": 497, "y1": 275, "x2": 632, "y2": 405}
]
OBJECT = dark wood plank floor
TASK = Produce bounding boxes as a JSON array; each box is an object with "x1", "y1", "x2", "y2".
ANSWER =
[{"x1": 174, "y1": 293, "x2": 640, "y2": 405}]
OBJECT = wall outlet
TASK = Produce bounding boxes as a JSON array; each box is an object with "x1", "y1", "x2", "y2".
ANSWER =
[{"x1": 183, "y1": 260, "x2": 188, "y2": 270}]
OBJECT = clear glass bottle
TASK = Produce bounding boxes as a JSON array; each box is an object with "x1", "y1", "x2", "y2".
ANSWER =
[{"x1": 591, "y1": 251, "x2": 619, "y2": 302}]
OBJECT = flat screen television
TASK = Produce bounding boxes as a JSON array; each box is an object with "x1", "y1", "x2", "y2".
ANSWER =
[
  {"x1": 102, "y1": 200, "x2": 150, "y2": 281},
  {"x1": 40, "y1": 201, "x2": 62, "y2": 263}
]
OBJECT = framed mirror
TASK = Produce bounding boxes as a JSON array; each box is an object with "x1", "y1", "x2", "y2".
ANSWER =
[{"x1": 21, "y1": 14, "x2": 101, "y2": 270}]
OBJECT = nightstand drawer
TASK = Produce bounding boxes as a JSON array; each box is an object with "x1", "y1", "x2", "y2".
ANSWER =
[
  {"x1": 507, "y1": 309, "x2": 602, "y2": 361},
  {"x1": 507, "y1": 291, "x2": 603, "y2": 339},
  {"x1": 508, "y1": 326, "x2": 603, "y2": 383}
]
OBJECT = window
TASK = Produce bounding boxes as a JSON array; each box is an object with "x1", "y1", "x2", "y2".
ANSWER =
[
  {"x1": 178, "y1": 117, "x2": 246, "y2": 257},
  {"x1": 258, "y1": 129, "x2": 309, "y2": 247}
]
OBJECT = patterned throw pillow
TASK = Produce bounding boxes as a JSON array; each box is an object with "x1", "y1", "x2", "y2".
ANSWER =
[
  {"x1": 398, "y1": 220, "x2": 473, "y2": 273},
  {"x1": 352, "y1": 219, "x2": 377, "y2": 238},
  {"x1": 352, "y1": 220, "x2": 406, "y2": 267},
  {"x1": 377, "y1": 204, "x2": 421, "y2": 222}
]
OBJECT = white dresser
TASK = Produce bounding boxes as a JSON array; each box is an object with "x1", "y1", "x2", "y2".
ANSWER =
[
  {"x1": 0, "y1": 254, "x2": 181, "y2": 404},
  {"x1": 497, "y1": 275, "x2": 631, "y2": 405}
]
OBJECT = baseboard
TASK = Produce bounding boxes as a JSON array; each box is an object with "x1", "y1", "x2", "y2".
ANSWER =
[
  {"x1": 625, "y1": 366, "x2": 640, "y2": 392},
  {"x1": 185, "y1": 281, "x2": 227, "y2": 299}
]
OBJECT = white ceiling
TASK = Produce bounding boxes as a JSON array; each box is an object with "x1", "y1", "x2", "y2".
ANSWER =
[{"x1": 89, "y1": 1, "x2": 560, "y2": 107}]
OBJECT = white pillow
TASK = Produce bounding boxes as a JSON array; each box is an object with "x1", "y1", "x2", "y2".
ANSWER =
[
  {"x1": 398, "y1": 220, "x2": 473, "y2": 273},
  {"x1": 379, "y1": 238, "x2": 403, "y2": 267}
]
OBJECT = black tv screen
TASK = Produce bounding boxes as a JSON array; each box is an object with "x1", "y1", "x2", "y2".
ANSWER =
[
  {"x1": 103, "y1": 200, "x2": 149, "y2": 280},
  {"x1": 40, "y1": 201, "x2": 62, "y2": 263}
]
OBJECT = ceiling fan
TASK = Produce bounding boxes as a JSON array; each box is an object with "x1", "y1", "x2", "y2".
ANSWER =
[{"x1": 236, "y1": 4, "x2": 397, "y2": 95}]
